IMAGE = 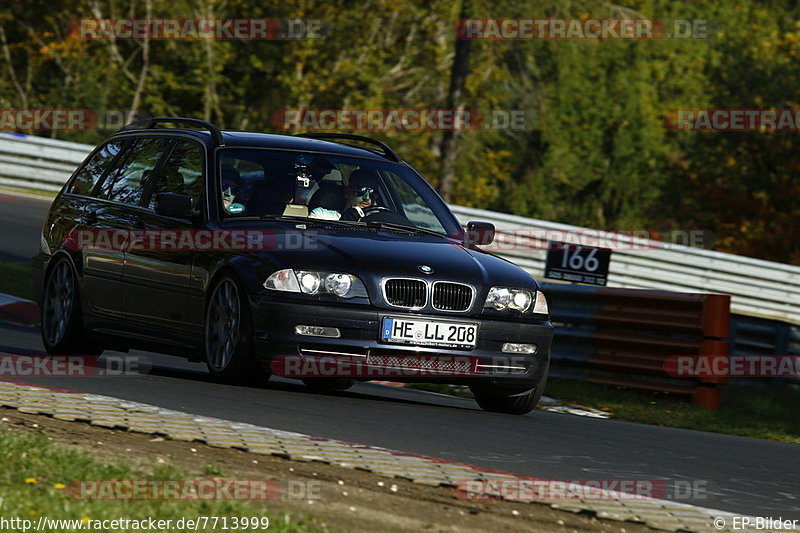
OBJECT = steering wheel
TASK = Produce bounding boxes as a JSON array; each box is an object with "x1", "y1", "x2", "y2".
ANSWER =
[
  {"x1": 340, "y1": 205, "x2": 392, "y2": 221},
  {"x1": 360, "y1": 206, "x2": 392, "y2": 219}
]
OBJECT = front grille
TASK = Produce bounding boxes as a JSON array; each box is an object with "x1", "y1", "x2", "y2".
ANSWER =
[
  {"x1": 383, "y1": 279, "x2": 426, "y2": 308},
  {"x1": 432, "y1": 282, "x2": 473, "y2": 311}
]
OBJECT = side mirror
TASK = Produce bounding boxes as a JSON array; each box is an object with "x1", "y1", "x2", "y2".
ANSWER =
[
  {"x1": 465, "y1": 221, "x2": 495, "y2": 246},
  {"x1": 154, "y1": 192, "x2": 193, "y2": 219}
]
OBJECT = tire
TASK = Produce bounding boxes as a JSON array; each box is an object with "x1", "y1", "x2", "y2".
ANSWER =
[
  {"x1": 302, "y1": 378, "x2": 356, "y2": 391},
  {"x1": 40, "y1": 257, "x2": 102, "y2": 356},
  {"x1": 470, "y1": 375, "x2": 547, "y2": 415},
  {"x1": 204, "y1": 276, "x2": 270, "y2": 384}
]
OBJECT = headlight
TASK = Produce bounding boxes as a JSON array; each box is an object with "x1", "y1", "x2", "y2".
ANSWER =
[
  {"x1": 264, "y1": 269, "x2": 367, "y2": 299},
  {"x1": 297, "y1": 271, "x2": 321, "y2": 293},
  {"x1": 484, "y1": 287, "x2": 538, "y2": 313},
  {"x1": 323, "y1": 273, "x2": 352, "y2": 297}
]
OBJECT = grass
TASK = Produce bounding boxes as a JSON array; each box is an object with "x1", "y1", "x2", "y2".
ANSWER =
[
  {"x1": 543, "y1": 378, "x2": 800, "y2": 443},
  {"x1": 0, "y1": 427, "x2": 332, "y2": 532},
  {"x1": 0, "y1": 260, "x2": 35, "y2": 300},
  {"x1": 0, "y1": 185, "x2": 57, "y2": 199}
]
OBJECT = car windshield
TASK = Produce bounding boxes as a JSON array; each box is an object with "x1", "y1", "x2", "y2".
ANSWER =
[{"x1": 218, "y1": 148, "x2": 457, "y2": 235}]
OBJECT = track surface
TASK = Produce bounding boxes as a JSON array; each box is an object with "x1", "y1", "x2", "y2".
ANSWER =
[
  {"x1": 1, "y1": 192, "x2": 798, "y2": 520},
  {"x1": 0, "y1": 192, "x2": 52, "y2": 263}
]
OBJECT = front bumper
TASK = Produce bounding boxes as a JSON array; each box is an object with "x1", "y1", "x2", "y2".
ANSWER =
[{"x1": 249, "y1": 294, "x2": 553, "y2": 390}]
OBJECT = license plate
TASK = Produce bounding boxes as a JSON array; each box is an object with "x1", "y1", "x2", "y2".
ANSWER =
[{"x1": 381, "y1": 317, "x2": 478, "y2": 348}]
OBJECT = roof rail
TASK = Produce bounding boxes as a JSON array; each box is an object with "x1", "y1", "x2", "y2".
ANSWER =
[
  {"x1": 294, "y1": 133, "x2": 400, "y2": 162},
  {"x1": 119, "y1": 117, "x2": 224, "y2": 146}
]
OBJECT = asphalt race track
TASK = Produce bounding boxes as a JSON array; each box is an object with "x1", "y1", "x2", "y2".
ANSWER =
[
  {"x1": 1, "y1": 192, "x2": 798, "y2": 520},
  {"x1": 0, "y1": 192, "x2": 52, "y2": 263}
]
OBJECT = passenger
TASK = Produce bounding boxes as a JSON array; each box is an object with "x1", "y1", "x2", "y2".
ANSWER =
[
  {"x1": 308, "y1": 170, "x2": 347, "y2": 220},
  {"x1": 220, "y1": 164, "x2": 244, "y2": 213}
]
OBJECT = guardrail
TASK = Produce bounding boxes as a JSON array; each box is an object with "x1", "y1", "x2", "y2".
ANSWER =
[
  {"x1": 541, "y1": 282, "x2": 730, "y2": 408},
  {"x1": 728, "y1": 314, "x2": 800, "y2": 389},
  {"x1": 450, "y1": 206, "x2": 800, "y2": 325},
  {"x1": 0, "y1": 133, "x2": 92, "y2": 192},
  {"x1": 2, "y1": 132, "x2": 799, "y2": 325}
]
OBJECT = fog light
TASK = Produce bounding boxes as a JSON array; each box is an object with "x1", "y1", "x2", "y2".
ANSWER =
[
  {"x1": 501, "y1": 343, "x2": 537, "y2": 354},
  {"x1": 295, "y1": 325, "x2": 341, "y2": 338}
]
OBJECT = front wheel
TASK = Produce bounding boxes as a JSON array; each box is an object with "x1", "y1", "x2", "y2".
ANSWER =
[
  {"x1": 40, "y1": 257, "x2": 101, "y2": 356},
  {"x1": 470, "y1": 376, "x2": 547, "y2": 415},
  {"x1": 204, "y1": 276, "x2": 270, "y2": 384}
]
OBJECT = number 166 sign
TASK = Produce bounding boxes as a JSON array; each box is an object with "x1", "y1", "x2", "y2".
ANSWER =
[{"x1": 543, "y1": 241, "x2": 611, "y2": 286}]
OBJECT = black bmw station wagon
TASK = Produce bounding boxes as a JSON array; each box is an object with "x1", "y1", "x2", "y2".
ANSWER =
[{"x1": 33, "y1": 118, "x2": 553, "y2": 414}]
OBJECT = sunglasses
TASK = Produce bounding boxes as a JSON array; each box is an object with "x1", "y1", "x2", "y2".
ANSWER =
[
  {"x1": 221, "y1": 181, "x2": 239, "y2": 200},
  {"x1": 353, "y1": 186, "x2": 375, "y2": 202}
]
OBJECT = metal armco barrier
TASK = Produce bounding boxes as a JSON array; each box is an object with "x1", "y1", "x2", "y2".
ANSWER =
[
  {"x1": 0, "y1": 132, "x2": 92, "y2": 192},
  {"x1": 728, "y1": 314, "x2": 800, "y2": 388},
  {"x1": 450, "y1": 205, "x2": 800, "y2": 325},
  {"x1": 542, "y1": 282, "x2": 730, "y2": 409}
]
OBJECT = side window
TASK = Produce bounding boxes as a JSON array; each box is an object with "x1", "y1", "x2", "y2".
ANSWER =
[
  {"x1": 97, "y1": 138, "x2": 171, "y2": 206},
  {"x1": 218, "y1": 153, "x2": 266, "y2": 216},
  {"x1": 146, "y1": 140, "x2": 205, "y2": 212},
  {"x1": 68, "y1": 140, "x2": 126, "y2": 196}
]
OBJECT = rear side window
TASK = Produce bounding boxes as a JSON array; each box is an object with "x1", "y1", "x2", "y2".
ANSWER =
[
  {"x1": 68, "y1": 140, "x2": 126, "y2": 196},
  {"x1": 146, "y1": 140, "x2": 205, "y2": 212},
  {"x1": 97, "y1": 138, "x2": 171, "y2": 206}
]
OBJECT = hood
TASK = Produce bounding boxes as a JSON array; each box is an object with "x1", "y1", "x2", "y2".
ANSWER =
[{"x1": 261, "y1": 225, "x2": 537, "y2": 289}]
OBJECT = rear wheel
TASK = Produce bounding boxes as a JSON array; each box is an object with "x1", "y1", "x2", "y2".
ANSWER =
[
  {"x1": 470, "y1": 375, "x2": 547, "y2": 415},
  {"x1": 204, "y1": 276, "x2": 270, "y2": 384},
  {"x1": 41, "y1": 258, "x2": 101, "y2": 356}
]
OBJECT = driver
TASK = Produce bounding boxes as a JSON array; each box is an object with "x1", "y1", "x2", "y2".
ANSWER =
[{"x1": 340, "y1": 169, "x2": 381, "y2": 221}]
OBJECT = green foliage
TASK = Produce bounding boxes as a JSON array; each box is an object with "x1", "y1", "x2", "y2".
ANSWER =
[{"x1": 0, "y1": 0, "x2": 797, "y2": 262}]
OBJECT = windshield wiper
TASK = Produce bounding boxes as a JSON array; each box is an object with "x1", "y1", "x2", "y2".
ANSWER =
[
  {"x1": 255, "y1": 215, "x2": 447, "y2": 238},
  {"x1": 363, "y1": 221, "x2": 448, "y2": 238}
]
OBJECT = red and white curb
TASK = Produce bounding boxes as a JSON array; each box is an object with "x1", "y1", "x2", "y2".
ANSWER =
[
  {"x1": 0, "y1": 293, "x2": 40, "y2": 327},
  {"x1": 0, "y1": 380, "x2": 751, "y2": 532}
]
